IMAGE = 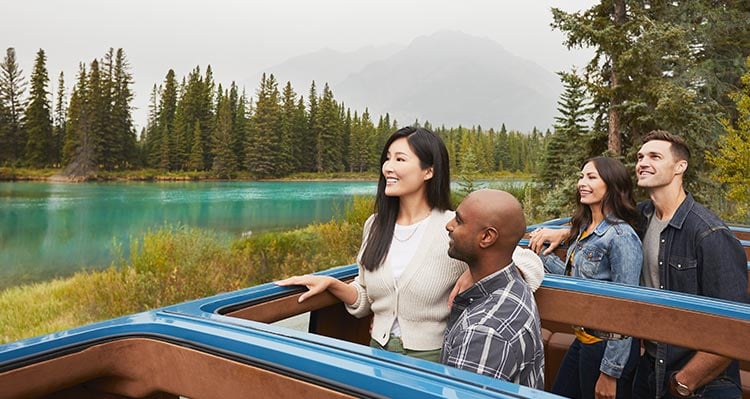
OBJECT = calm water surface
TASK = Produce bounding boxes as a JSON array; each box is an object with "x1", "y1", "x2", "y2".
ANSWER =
[{"x1": 0, "y1": 181, "x2": 376, "y2": 289}]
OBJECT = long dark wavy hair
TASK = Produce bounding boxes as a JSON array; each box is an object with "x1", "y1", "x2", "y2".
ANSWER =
[
  {"x1": 359, "y1": 126, "x2": 452, "y2": 271},
  {"x1": 567, "y1": 157, "x2": 640, "y2": 245}
]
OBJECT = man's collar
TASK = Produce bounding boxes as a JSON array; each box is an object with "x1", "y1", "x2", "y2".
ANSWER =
[
  {"x1": 642, "y1": 191, "x2": 693, "y2": 229},
  {"x1": 455, "y1": 264, "x2": 518, "y2": 305},
  {"x1": 668, "y1": 191, "x2": 694, "y2": 229}
]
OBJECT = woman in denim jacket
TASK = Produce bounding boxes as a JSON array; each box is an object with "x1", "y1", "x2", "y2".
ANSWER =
[{"x1": 533, "y1": 157, "x2": 643, "y2": 399}]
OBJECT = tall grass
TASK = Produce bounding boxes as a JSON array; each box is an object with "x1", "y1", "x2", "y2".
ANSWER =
[
  {"x1": 0, "y1": 196, "x2": 373, "y2": 344},
  {"x1": 2, "y1": 187, "x2": 551, "y2": 344}
]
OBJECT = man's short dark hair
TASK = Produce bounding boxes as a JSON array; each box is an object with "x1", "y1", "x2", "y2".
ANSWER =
[{"x1": 642, "y1": 130, "x2": 691, "y2": 162}]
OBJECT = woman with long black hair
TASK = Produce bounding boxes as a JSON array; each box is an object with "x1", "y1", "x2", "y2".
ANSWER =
[{"x1": 278, "y1": 126, "x2": 542, "y2": 362}]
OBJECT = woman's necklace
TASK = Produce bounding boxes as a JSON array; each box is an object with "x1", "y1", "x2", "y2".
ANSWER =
[{"x1": 393, "y1": 214, "x2": 430, "y2": 242}]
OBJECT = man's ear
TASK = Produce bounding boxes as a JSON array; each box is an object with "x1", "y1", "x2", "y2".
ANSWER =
[
  {"x1": 478, "y1": 227, "x2": 498, "y2": 249},
  {"x1": 675, "y1": 160, "x2": 687, "y2": 175}
]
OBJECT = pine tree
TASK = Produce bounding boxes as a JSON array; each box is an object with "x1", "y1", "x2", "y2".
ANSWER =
[
  {"x1": 52, "y1": 72, "x2": 66, "y2": 167},
  {"x1": 111, "y1": 49, "x2": 136, "y2": 168},
  {"x1": 316, "y1": 83, "x2": 343, "y2": 172},
  {"x1": 457, "y1": 129, "x2": 481, "y2": 195},
  {"x1": 24, "y1": 49, "x2": 53, "y2": 167},
  {"x1": 171, "y1": 80, "x2": 189, "y2": 170},
  {"x1": 494, "y1": 124, "x2": 509, "y2": 171},
  {"x1": 234, "y1": 89, "x2": 251, "y2": 171},
  {"x1": 436, "y1": 125, "x2": 458, "y2": 173},
  {"x1": 97, "y1": 49, "x2": 117, "y2": 169},
  {"x1": 228, "y1": 82, "x2": 247, "y2": 170},
  {"x1": 211, "y1": 91, "x2": 238, "y2": 178},
  {"x1": 62, "y1": 64, "x2": 87, "y2": 166},
  {"x1": 340, "y1": 103, "x2": 351, "y2": 172},
  {"x1": 474, "y1": 126, "x2": 493, "y2": 173},
  {"x1": 168, "y1": 66, "x2": 216, "y2": 172},
  {"x1": 201, "y1": 66, "x2": 216, "y2": 169},
  {"x1": 246, "y1": 73, "x2": 281, "y2": 178},
  {"x1": 551, "y1": 1, "x2": 630, "y2": 155},
  {"x1": 348, "y1": 108, "x2": 376, "y2": 172},
  {"x1": 348, "y1": 111, "x2": 361, "y2": 172},
  {"x1": 540, "y1": 70, "x2": 592, "y2": 188},
  {"x1": 143, "y1": 83, "x2": 160, "y2": 167},
  {"x1": 678, "y1": 1, "x2": 750, "y2": 124},
  {"x1": 279, "y1": 81, "x2": 299, "y2": 175},
  {"x1": 0, "y1": 48, "x2": 27, "y2": 164},
  {"x1": 551, "y1": 1, "x2": 747, "y2": 181},
  {"x1": 301, "y1": 81, "x2": 319, "y2": 172},
  {"x1": 86, "y1": 59, "x2": 108, "y2": 169},
  {"x1": 290, "y1": 95, "x2": 308, "y2": 173},
  {"x1": 526, "y1": 127, "x2": 545, "y2": 173},
  {"x1": 186, "y1": 120, "x2": 204, "y2": 171},
  {"x1": 156, "y1": 69, "x2": 178, "y2": 170},
  {"x1": 62, "y1": 63, "x2": 97, "y2": 176}
]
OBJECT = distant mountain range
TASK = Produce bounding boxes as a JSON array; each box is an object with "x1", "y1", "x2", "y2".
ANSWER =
[{"x1": 247, "y1": 30, "x2": 562, "y2": 132}]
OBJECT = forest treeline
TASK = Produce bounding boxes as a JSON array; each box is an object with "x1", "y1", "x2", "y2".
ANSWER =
[
  {"x1": 1, "y1": 1, "x2": 749, "y2": 221},
  {"x1": 0, "y1": 47, "x2": 545, "y2": 180}
]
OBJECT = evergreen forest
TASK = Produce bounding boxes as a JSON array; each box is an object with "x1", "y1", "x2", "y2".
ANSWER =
[
  {"x1": 0, "y1": 48, "x2": 544, "y2": 180},
  {"x1": 1, "y1": 0, "x2": 749, "y2": 222}
]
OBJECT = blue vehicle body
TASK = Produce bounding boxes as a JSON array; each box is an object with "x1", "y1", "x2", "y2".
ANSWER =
[
  {"x1": 2, "y1": 216, "x2": 748, "y2": 398},
  {"x1": 0, "y1": 264, "x2": 557, "y2": 399}
]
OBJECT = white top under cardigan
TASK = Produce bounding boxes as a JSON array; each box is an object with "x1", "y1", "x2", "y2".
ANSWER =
[{"x1": 346, "y1": 209, "x2": 544, "y2": 351}]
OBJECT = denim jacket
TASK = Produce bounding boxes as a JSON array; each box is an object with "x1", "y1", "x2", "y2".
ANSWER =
[
  {"x1": 542, "y1": 217, "x2": 643, "y2": 378},
  {"x1": 638, "y1": 193, "x2": 750, "y2": 397}
]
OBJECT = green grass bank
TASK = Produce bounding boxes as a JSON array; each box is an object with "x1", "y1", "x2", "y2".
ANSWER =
[{"x1": 0, "y1": 180, "x2": 536, "y2": 344}]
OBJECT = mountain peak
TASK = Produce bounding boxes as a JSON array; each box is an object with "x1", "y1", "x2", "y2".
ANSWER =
[{"x1": 248, "y1": 32, "x2": 561, "y2": 131}]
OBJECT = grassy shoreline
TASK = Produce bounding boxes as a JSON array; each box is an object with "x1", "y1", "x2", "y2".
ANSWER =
[
  {"x1": 0, "y1": 176, "x2": 535, "y2": 344},
  {"x1": 0, "y1": 196, "x2": 373, "y2": 344},
  {"x1": 0, "y1": 166, "x2": 532, "y2": 182}
]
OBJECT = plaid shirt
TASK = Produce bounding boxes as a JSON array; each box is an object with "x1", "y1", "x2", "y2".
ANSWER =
[{"x1": 441, "y1": 264, "x2": 545, "y2": 390}]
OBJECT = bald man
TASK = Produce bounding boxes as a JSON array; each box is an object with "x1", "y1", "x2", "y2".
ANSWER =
[{"x1": 441, "y1": 189, "x2": 545, "y2": 390}]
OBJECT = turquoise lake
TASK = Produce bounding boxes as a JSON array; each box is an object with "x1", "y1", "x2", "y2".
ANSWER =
[{"x1": 0, "y1": 180, "x2": 378, "y2": 289}]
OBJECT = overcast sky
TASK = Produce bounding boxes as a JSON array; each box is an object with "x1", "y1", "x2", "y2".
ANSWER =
[{"x1": 2, "y1": 0, "x2": 597, "y2": 131}]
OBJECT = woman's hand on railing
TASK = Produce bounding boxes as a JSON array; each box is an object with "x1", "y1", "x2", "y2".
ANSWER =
[
  {"x1": 528, "y1": 227, "x2": 570, "y2": 255},
  {"x1": 276, "y1": 275, "x2": 335, "y2": 303},
  {"x1": 276, "y1": 275, "x2": 359, "y2": 305}
]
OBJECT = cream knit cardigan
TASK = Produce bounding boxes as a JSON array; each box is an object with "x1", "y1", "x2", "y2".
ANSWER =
[{"x1": 346, "y1": 209, "x2": 543, "y2": 351}]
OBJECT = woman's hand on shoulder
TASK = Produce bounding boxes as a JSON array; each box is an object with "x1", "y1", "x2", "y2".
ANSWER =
[
  {"x1": 528, "y1": 227, "x2": 569, "y2": 255},
  {"x1": 448, "y1": 269, "x2": 474, "y2": 308},
  {"x1": 275, "y1": 275, "x2": 333, "y2": 303}
]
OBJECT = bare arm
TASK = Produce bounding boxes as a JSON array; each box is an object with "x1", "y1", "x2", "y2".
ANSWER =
[
  {"x1": 276, "y1": 275, "x2": 359, "y2": 305},
  {"x1": 594, "y1": 372, "x2": 616, "y2": 399},
  {"x1": 673, "y1": 352, "x2": 733, "y2": 393}
]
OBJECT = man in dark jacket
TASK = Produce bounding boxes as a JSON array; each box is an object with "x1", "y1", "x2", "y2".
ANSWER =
[{"x1": 632, "y1": 130, "x2": 749, "y2": 398}]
